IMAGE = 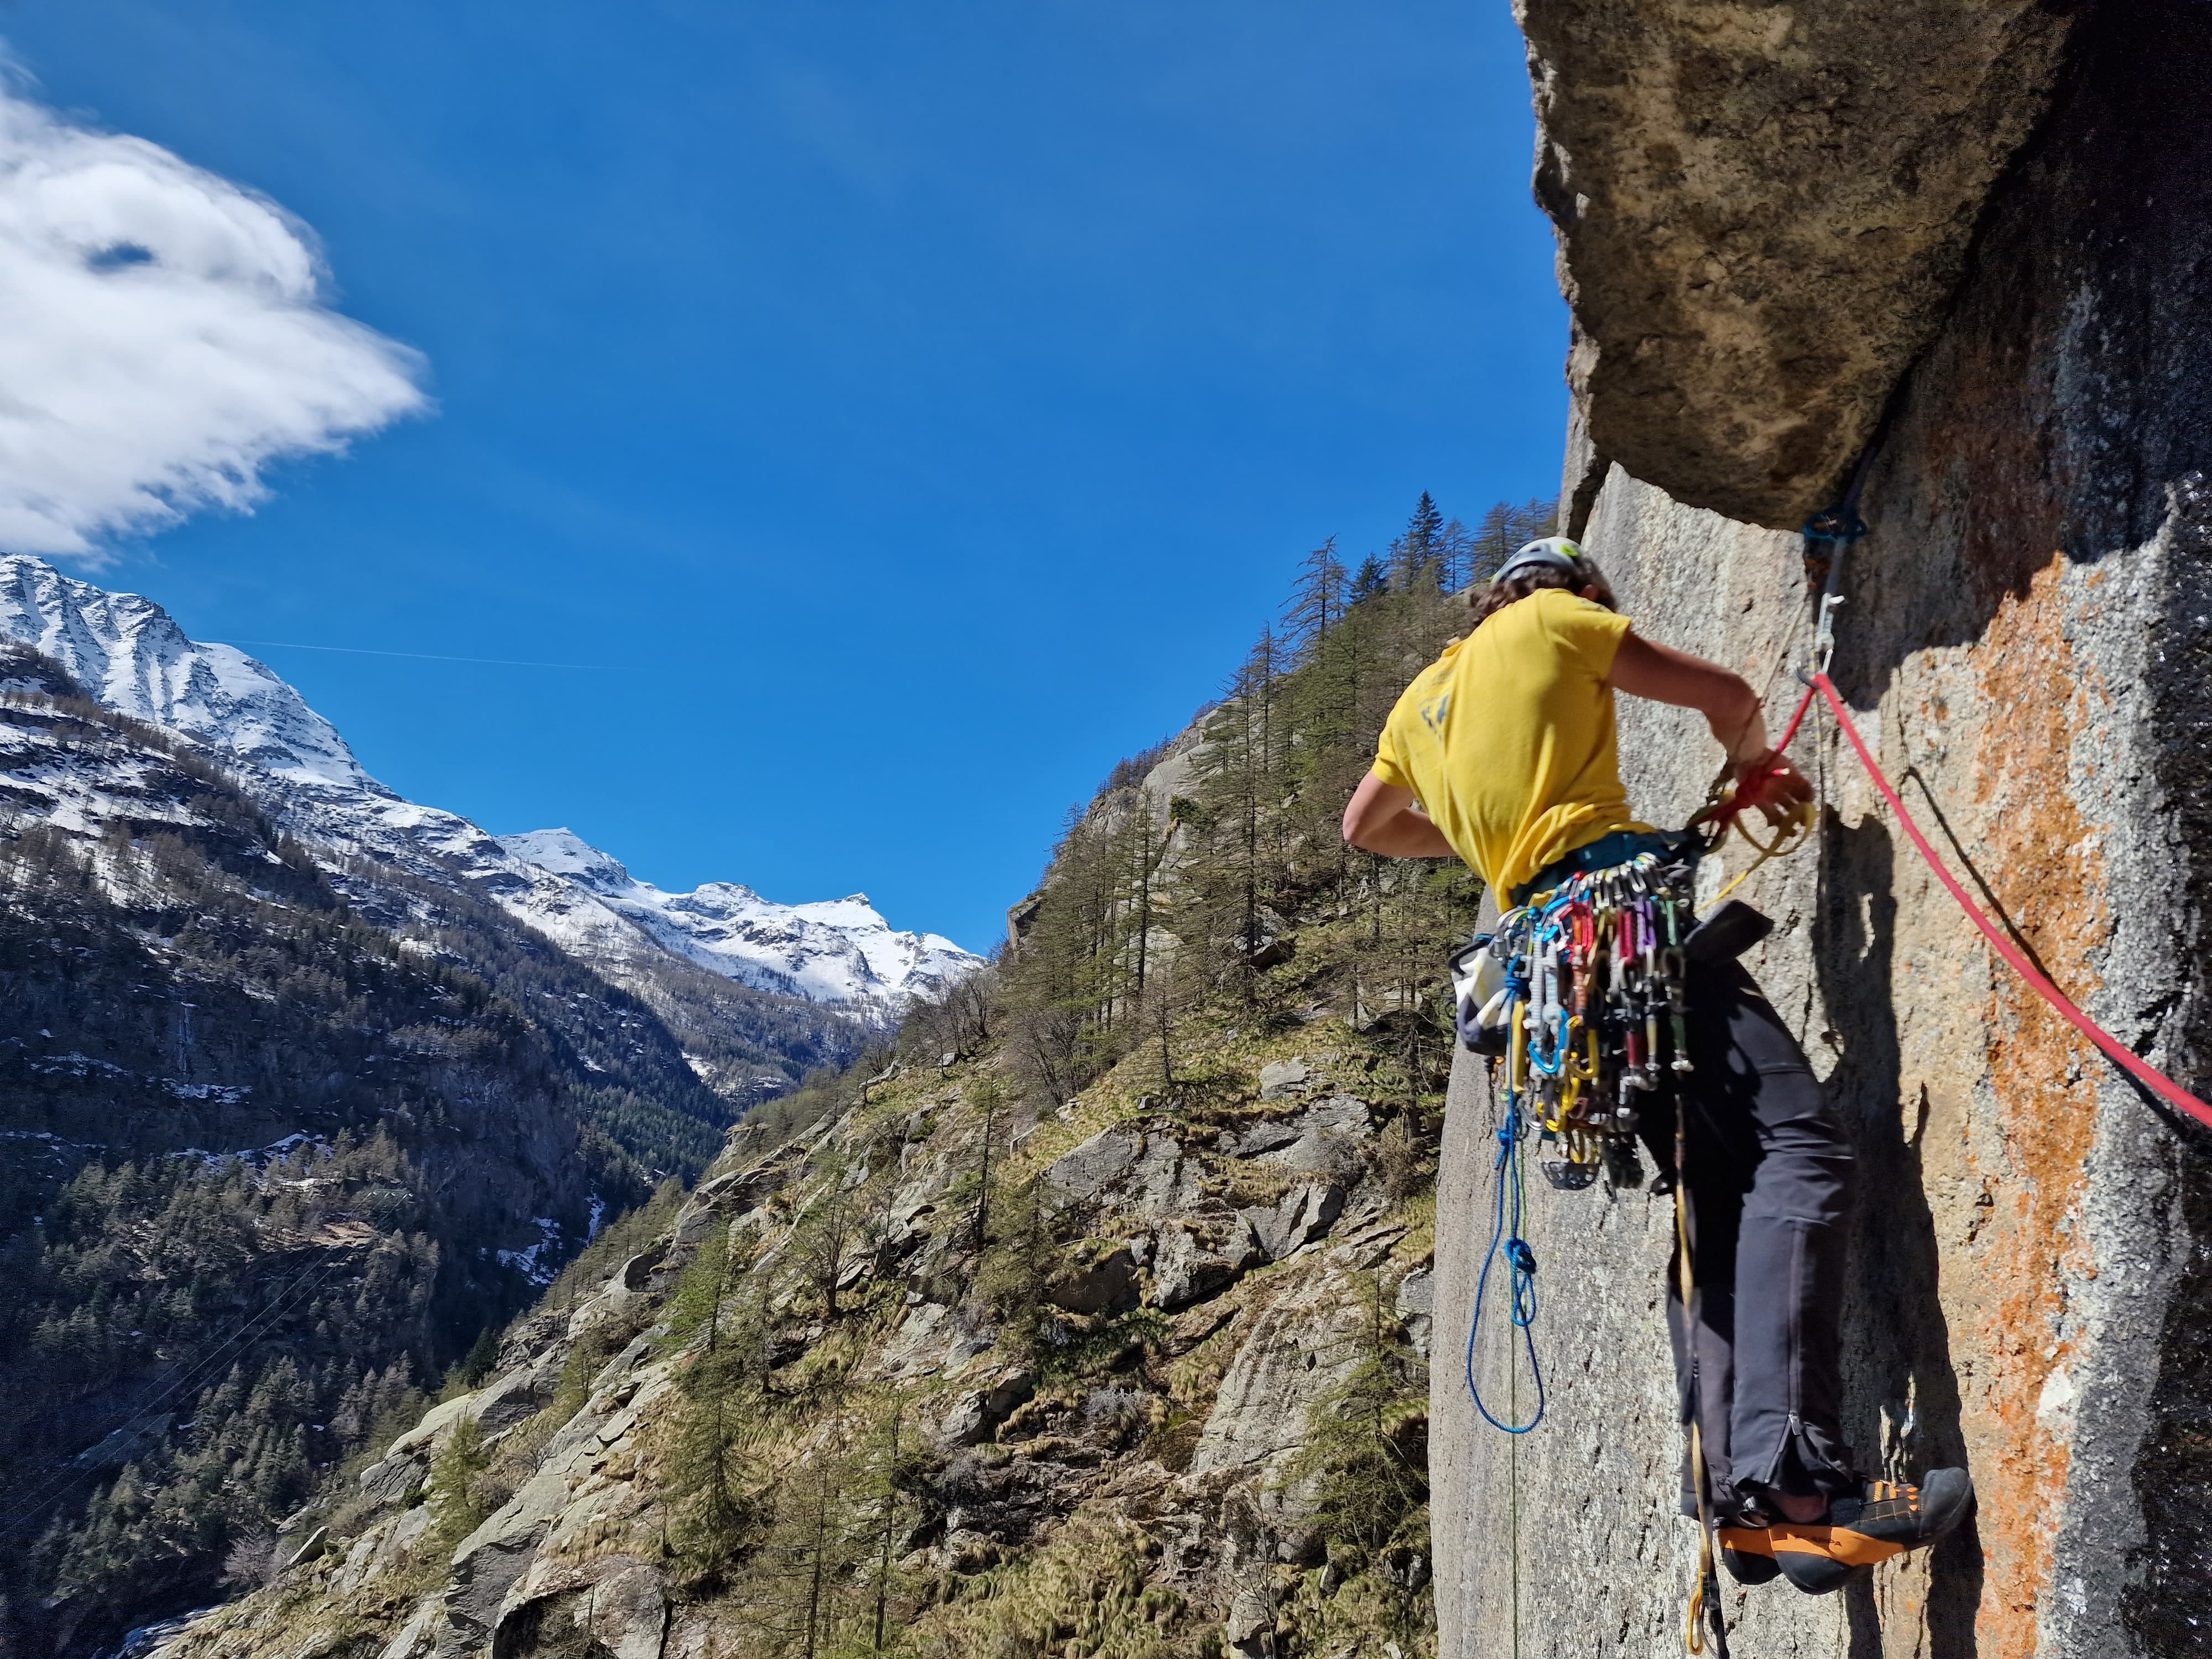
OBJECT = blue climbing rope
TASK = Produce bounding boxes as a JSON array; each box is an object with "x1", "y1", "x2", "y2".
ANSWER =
[{"x1": 1467, "y1": 1092, "x2": 1546, "y2": 1433}]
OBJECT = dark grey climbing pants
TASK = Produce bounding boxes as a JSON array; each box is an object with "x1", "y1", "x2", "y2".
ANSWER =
[{"x1": 1652, "y1": 958, "x2": 1858, "y2": 1523}]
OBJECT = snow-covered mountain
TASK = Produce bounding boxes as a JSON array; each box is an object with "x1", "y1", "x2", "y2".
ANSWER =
[
  {"x1": 0, "y1": 554, "x2": 982, "y2": 1012},
  {"x1": 0, "y1": 556, "x2": 372, "y2": 790},
  {"x1": 497, "y1": 828, "x2": 974, "y2": 1004}
]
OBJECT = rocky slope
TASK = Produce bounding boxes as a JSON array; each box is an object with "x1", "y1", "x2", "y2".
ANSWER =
[
  {"x1": 1434, "y1": 7, "x2": 2212, "y2": 1658},
  {"x1": 0, "y1": 551, "x2": 974, "y2": 1654},
  {"x1": 133, "y1": 987, "x2": 1438, "y2": 1659}
]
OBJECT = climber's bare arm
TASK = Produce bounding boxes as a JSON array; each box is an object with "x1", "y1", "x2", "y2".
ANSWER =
[
  {"x1": 1342, "y1": 773, "x2": 1457, "y2": 858},
  {"x1": 1608, "y1": 629, "x2": 1812, "y2": 823}
]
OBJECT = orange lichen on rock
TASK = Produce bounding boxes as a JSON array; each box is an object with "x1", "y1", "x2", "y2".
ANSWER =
[{"x1": 1958, "y1": 554, "x2": 2111, "y2": 1657}]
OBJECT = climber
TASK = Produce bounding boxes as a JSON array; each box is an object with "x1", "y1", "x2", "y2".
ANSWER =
[{"x1": 1340, "y1": 536, "x2": 1974, "y2": 1597}]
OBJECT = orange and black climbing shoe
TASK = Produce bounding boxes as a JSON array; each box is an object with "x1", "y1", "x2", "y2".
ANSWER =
[
  {"x1": 1718, "y1": 1526, "x2": 1780, "y2": 1586},
  {"x1": 1767, "y1": 1469, "x2": 1976, "y2": 1595}
]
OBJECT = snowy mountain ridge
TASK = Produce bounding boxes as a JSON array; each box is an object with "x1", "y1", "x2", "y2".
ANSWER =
[
  {"x1": 495, "y1": 828, "x2": 976, "y2": 1006},
  {"x1": 0, "y1": 556, "x2": 373, "y2": 791},
  {"x1": 0, "y1": 555, "x2": 980, "y2": 1010}
]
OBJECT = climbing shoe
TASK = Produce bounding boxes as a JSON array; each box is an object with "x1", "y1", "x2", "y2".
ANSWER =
[
  {"x1": 1717, "y1": 1526, "x2": 1780, "y2": 1586},
  {"x1": 1770, "y1": 1469, "x2": 1976, "y2": 1595}
]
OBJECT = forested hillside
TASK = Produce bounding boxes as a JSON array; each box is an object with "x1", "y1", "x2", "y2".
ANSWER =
[
  {"x1": 997, "y1": 491, "x2": 1550, "y2": 1110},
  {"x1": 0, "y1": 645, "x2": 797, "y2": 1656},
  {"x1": 143, "y1": 492, "x2": 1550, "y2": 1659}
]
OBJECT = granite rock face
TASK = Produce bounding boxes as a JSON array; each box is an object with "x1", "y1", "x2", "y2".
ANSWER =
[
  {"x1": 1435, "y1": 8, "x2": 2212, "y2": 1656},
  {"x1": 1521, "y1": 0, "x2": 2077, "y2": 530}
]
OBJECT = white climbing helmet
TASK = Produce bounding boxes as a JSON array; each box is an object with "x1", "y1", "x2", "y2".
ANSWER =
[{"x1": 1496, "y1": 536, "x2": 1586, "y2": 583}]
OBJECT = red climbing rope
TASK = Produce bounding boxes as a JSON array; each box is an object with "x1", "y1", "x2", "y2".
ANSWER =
[{"x1": 1813, "y1": 673, "x2": 2212, "y2": 1134}]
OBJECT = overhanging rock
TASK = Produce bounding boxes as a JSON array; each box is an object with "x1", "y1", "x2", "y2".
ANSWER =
[{"x1": 1520, "y1": 0, "x2": 2077, "y2": 528}]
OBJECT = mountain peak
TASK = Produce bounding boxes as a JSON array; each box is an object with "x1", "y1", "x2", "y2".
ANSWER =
[
  {"x1": 498, "y1": 827, "x2": 981, "y2": 1006},
  {"x1": 0, "y1": 554, "x2": 375, "y2": 792},
  {"x1": 495, "y1": 827, "x2": 633, "y2": 891}
]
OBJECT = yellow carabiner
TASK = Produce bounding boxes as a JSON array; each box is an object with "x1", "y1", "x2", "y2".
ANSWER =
[
  {"x1": 1509, "y1": 1000, "x2": 1528, "y2": 1095},
  {"x1": 1706, "y1": 799, "x2": 1817, "y2": 910}
]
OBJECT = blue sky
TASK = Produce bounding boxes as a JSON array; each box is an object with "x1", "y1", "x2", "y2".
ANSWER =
[{"x1": 2, "y1": 0, "x2": 1566, "y2": 953}]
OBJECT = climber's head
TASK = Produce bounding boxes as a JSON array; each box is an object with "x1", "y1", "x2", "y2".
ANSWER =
[{"x1": 1468, "y1": 535, "x2": 1617, "y2": 625}]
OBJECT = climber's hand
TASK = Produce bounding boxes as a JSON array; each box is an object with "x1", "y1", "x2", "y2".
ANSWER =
[{"x1": 1731, "y1": 749, "x2": 1813, "y2": 830}]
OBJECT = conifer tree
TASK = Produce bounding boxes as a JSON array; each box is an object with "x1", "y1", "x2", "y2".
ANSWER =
[
  {"x1": 1280, "y1": 538, "x2": 1346, "y2": 659},
  {"x1": 1391, "y1": 492, "x2": 1448, "y2": 593}
]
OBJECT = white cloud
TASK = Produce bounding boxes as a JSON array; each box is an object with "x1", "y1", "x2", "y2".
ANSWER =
[{"x1": 0, "y1": 72, "x2": 427, "y2": 560}]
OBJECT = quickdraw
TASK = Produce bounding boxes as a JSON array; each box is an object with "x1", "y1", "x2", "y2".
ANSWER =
[{"x1": 1451, "y1": 848, "x2": 1701, "y2": 1191}]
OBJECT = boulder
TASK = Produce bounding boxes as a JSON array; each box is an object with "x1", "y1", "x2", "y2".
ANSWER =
[
  {"x1": 1150, "y1": 1218, "x2": 1264, "y2": 1311},
  {"x1": 1215, "y1": 1119, "x2": 1302, "y2": 1159},
  {"x1": 445, "y1": 1467, "x2": 569, "y2": 1642},
  {"x1": 1218, "y1": 1095, "x2": 1371, "y2": 1164},
  {"x1": 671, "y1": 1204, "x2": 720, "y2": 1246},
  {"x1": 371, "y1": 1597, "x2": 446, "y2": 1659},
  {"x1": 878, "y1": 1301, "x2": 956, "y2": 1378},
  {"x1": 566, "y1": 1282, "x2": 631, "y2": 1338},
  {"x1": 471, "y1": 1349, "x2": 560, "y2": 1435},
  {"x1": 494, "y1": 1563, "x2": 670, "y2": 1659},
  {"x1": 619, "y1": 1243, "x2": 665, "y2": 1291},
  {"x1": 1041, "y1": 1125, "x2": 1196, "y2": 1217},
  {"x1": 1191, "y1": 1270, "x2": 1368, "y2": 1484},
  {"x1": 332, "y1": 1504, "x2": 434, "y2": 1597},
  {"x1": 375, "y1": 1390, "x2": 479, "y2": 1464},
  {"x1": 281, "y1": 1526, "x2": 329, "y2": 1569},
  {"x1": 1043, "y1": 1124, "x2": 1145, "y2": 1202},
  {"x1": 936, "y1": 1370, "x2": 1036, "y2": 1447},
  {"x1": 1394, "y1": 1265, "x2": 1434, "y2": 1361},
  {"x1": 688, "y1": 1156, "x2": 793, "y2": 1218},
  {"x1": 587, "y1": 1331, "x2": 658, "y2": 1397},
  {"x1": 1255, "y1": 1058, "x2": 1311, "y2": 1101},
  {"x1": 1224, "y1": 1589, "x2": 1275, "y2": 1657},
  {"x1": 1045, "y1": 1245, "x2": 1140, "y2": 1315},
  {"x1": 1242, "y1": 1182, "x2": 1342, "y2": 1262}
]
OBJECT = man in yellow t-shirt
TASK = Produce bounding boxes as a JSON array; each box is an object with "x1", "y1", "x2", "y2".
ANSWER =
[
  {"x1": 1344, "y1": 538, "x2": 1973, "y2": 1597},
  {"x1": 1369, "y1": 582, "x2": 1648, "y2": 898},
  {"x1": 1348, "y1": 540, "x2": 1797, "y2": 895}
]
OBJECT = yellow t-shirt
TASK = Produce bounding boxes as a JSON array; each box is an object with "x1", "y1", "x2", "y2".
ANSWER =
[{"x1": 1372, "y1": 587, "x2": 1648, "y2": 894}]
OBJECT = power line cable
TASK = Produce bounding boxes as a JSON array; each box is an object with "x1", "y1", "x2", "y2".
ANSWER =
[
  {"x1": 0, "y1": 1244, "x2": 357, "y2": 1536},
  {"x1": 211, "y1": 639, "x2": 616, "y2": 671},
  {"x1": 0, "y1": 1246, "x2": 347, "y2": 1533},
  {"x1": 0, "y1": 1249, "x2": 346, "y2": 1535}
]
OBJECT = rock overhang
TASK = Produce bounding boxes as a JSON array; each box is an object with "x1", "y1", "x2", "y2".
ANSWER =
[{"x1": 1520, "y1": 0, "x2": 2082, "y2": 528}]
